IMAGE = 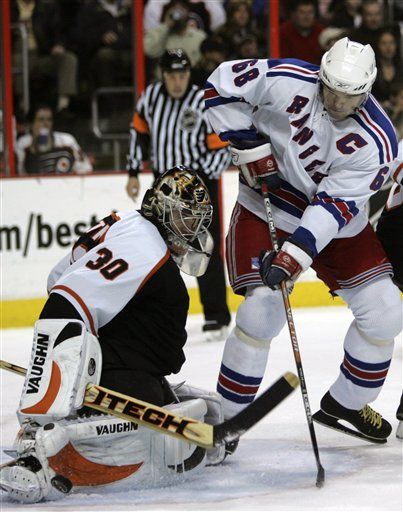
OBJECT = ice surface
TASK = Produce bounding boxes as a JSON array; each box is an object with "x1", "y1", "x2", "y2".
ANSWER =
[{"x1": 1, "y1": 306, "x2": 402, "y2": 511}]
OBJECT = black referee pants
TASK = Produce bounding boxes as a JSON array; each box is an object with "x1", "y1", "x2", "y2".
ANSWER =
[{"x1": 197, "y1": 178, "x2": 231, "y2": 328}]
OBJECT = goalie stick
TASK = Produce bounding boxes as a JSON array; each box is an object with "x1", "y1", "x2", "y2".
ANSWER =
[
  {"x1": 0, "y1": 359, "x2": 298, "y2": 449},
  {"x1": 261, "y1": 182, "x2": 325, "y2": 488}
]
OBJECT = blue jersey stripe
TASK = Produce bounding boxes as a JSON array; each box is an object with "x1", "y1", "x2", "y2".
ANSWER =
[
  {"x1": 205, "y1": 96, "x2": 244, "y2": 110},
  {"x1": 268, "y1": 194, "x2": 304, "y2": 218},
  {"x1": 313, "y1": 201, "x2": 346, "y2": 229},
  {"x1": 365, "y1": 96, "x2": 398, "y2": 159},
  {"x1": 292, "y1": 226, "x2": 318, "y2": 258},
  {"x1": 220, "y1": 129, "x2": 262, "y2": 141},
  {"x1": 267, "y1": 58, "x2": 320, "y2": 73},
  {"x1": 265, "y1": 71, "x2": 318, "y2": 84},
  {"x1": 351, "y1": 113, "x2": 384, "y2": 164},
  {"x1": 279, "y1": 179, "x2": 310, "y2": 203}
]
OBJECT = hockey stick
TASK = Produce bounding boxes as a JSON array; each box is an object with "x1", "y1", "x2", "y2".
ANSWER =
[
  {"x1": 0, "y1": 359, "x2": 298, "y2": 450},
  {"x1": 260, "y1": 182, "x2": 325, "y2": 488}
]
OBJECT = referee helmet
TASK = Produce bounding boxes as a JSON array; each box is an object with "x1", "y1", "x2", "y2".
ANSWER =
[{"x1": 159, "y1": 49, "x2": 191, "y2": 72}]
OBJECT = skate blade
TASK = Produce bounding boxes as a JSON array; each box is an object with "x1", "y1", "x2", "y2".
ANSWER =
[
  {"x1": 3, "y1": 450, "x2": 17, "y2": 459},
  {"x1": 0, "y1": 457, "x2": 19, "y2": 470},
  {"x1": 312, "y1": 410, "x2": 388, "y2": 444}
]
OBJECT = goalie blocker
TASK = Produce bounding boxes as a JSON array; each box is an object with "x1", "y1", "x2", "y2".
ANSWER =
[{"x1": 18, "y1": 319, "x2": 102, "y2": 425}]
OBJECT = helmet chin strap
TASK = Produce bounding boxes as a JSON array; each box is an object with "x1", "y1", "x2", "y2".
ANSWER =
[
  {"x1": 167, "y1": 234, "x2": 188, "y2": 256},
  {"x1": 318, "y1": 81, "x2": 369, "y2": 116},
  {"x1": 169, "y1": 230, "x2": 214, "y2": 277}
]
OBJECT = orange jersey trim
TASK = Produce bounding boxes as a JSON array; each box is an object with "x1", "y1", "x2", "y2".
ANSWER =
[
  {"x1": 21, "y1": 361, "x2": 61, "y2": 414},
  {"x1": 132, "y1": 112, "x2": 150, "y2": 134},
  {"x1": 48, "y1": 442, "x2": 143, "y2": 486},
  {"x1": 137, "y1": 250, "x2": 170, "y2": 294},
  {"x1": 52, "y1": 285, "x2": 96, "y2": 335},
  {"x1": 206, "y1": 133, "x2": 229, "y2": 150}
]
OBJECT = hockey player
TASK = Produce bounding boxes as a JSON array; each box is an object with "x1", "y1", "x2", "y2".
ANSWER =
[
  {"x1": 376, "y1": 139, "x2": 403, "y2": 439},
  {"x1": 204, "y1": 37, "x2": 402, "y2": 445},
  {"x1": 0, "y1": 167, "x2": 227, "y2": 503}
]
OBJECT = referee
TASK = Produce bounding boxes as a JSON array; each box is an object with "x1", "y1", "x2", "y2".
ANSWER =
[{"x1": 126, "y1": 48, "x2": 231, "y2": 341}]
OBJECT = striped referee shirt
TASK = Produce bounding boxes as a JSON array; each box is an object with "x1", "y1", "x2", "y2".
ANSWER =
[{"x1": 127, "y1": 81, "x2": 231, "y2": 180}]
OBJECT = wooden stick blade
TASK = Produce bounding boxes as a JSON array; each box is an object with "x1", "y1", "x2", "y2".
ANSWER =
[{"x1": 213, "y1": 372, "x2": 299, "y2": 445}]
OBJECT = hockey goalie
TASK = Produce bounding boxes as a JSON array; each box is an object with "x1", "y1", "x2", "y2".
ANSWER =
[{"x1": 0, "y1": 167, "x2": 228, "y2": 503}]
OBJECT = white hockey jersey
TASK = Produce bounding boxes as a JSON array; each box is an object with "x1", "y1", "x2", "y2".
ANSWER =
[
  {"x1": 386, "y1": 139, "x2": 403, "y2": 210},
  {"x1": 205, "y1": 58, "x2": 398, "y2": 257},
  {"x1": 16, "y1": 131, "x2": 93, "y2": 175},
  {"x1": 47, "y1": 211, "x2": 189, "y2": 375}
]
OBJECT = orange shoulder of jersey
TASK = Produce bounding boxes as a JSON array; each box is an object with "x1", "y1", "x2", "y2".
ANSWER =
[{"x1": 206, "y1": 132, "x2": 229, "y2": 150}]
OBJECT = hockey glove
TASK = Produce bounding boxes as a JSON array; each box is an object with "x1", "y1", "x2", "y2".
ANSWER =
[
  {"x1": 259, "y1": 239, "x2": 313, "y2": 290},
  {"x1": 231, "y1": 143, "x2": 281, "y2": 190}
]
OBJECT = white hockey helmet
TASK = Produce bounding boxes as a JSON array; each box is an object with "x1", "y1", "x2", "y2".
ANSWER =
[{"x1": 319, "y1": 37, "x2": 377, "y2": 95}]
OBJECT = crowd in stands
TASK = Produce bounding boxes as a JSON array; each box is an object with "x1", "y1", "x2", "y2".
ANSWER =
[{"x1": 3, "y1": 0, "x2": 403, "y2": 174}]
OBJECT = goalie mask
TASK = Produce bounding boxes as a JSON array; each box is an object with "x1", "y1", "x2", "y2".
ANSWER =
[{"x1": 141, "y1": 166, "x2": 213, "y2": 276}]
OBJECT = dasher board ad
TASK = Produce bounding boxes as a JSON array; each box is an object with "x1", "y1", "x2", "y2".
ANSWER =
[{"x1": 1, "y1": 172, "x2": 242, "y2": 300}]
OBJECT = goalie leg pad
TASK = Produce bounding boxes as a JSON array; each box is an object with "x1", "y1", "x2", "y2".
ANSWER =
[
  {"x1": 18, "y1": 319, "x2": 102, "y2": 425},
  {"x1": 5, "y1": 399, "x2": 209, "y2": 500},
  {"x1": 0, "y1": 425, "x2": 72, "y2": 504},
  {"x1": 173, "y1": 383, "x2": 226, "y2": 465}
]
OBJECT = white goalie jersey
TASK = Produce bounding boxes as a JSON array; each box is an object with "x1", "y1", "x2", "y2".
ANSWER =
[
  {"x1": 47, "y1": 211, "x2": 170, "y2": 334},
  {"x1": 47, "y1": 211, "x2": 189, "y2": 376},
  {"x1": 205, "y1": 58, "x2": 398, "y2": 257}
]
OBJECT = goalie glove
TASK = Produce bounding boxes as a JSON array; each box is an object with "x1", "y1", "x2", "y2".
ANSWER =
[
  {"x1": 259, "y1": 239, "x2": 313, "y2": 290},
  {"x1": 231, "y1": 142, "x2": 281, "y2": 190}
]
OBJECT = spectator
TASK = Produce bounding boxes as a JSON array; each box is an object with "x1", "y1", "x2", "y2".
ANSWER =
[
  {"x1": 16, "y1": 104, "x2": 93, "y2": 175},
  {"x1": 192, "y1": 36, "x2": 228, "y2": 87},
  {"x1": 11, "y1": 0, "x2": 78, "y2": 112},
  {"x1": 280, "y1": 0, "x2": 325, "y2": 64},
  {"x1": 350, "y1": 0, "x2": 384, "y2": 48},
  {"x1": 75, "y1": 0, "x2": 132, "y2": 88},
  {"x1": 388, "y1": 83, "x2": 403, "y2": 139},
  {"x1": 144, "y1": 0, "x2": 227, "y2": 34},
  {"x1": 372, "y1": 28, "x2": 403, "y2": 105},
  {"x1": 144, "y1": 0, "x2": 207, "y2": 69},
  {"x1": 215, "y1": 0, "x2": 264, "y2": 60},
  {"x1": 235, "y1": 33, "x2": 260, "y2": 59},
  {"x1": 318, "y1": 26, "x2": 348, "y2": 51},
  {"x1": 327, "y1": 0, "x2": 362, "y2": 29}
]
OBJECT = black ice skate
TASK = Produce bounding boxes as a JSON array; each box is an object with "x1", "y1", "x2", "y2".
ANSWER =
[
  {"x1": 396, "y1": 393, "x2": 403, "y2": 440},
  {"x1": 313, "y1": 392, "x2": 392, "y2": 444},
  {"x1": 396, "y1": 393, "x2": 403, "y2": 421},
  {"x1": 225, "y1": 438, "x2": 239, "y2": 457}
]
